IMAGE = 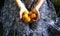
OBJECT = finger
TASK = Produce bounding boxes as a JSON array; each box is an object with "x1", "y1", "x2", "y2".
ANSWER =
[{"x1": 36, "y1": 10, "x2": 40, "y2": 19}]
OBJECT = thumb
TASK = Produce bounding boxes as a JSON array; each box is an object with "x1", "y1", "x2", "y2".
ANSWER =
[{"x1": 19, "y1": 10, "x2": 24, "y2": 19}]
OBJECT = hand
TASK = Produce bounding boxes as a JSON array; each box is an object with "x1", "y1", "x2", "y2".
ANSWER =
[
  {"x1": 30, "y1": 0, "x2": 45, "y2": 20},
  {"x1": 19, "y1": 8, "x2": 28, "y2": 19},
  {"x1": 32, "y1": 8, "x2": 40, "y2": 21}
]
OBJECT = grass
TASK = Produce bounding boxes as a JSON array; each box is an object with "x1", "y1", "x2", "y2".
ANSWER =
[{"x1": 52, "y1": 0, "x2": 60, "y2": 17}]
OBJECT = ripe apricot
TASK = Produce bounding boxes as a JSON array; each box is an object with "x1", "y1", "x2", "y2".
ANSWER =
[
  {"x1": 29, "y1": 11, "x2": 33, "y2": 15},
  {"x1": 22, "y1": 14, "x2": 28, "y2": 19},
  {"x1": 31, "y1": 13, "x2": 37, "y2": 19},
  {"x1": 23, "y1": 10, "x2": 29, "y2": 14},
  {"x1": 25, "y1": 17, "x2": 31, "y2": 23}
]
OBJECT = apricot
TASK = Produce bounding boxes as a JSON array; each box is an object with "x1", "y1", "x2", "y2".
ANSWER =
[
  {"x1": 29, "y1": 11, "x2": 33, "y2": 15},
  {"x1": 22, "y1": 14, "x2": 28, "y2": 19},
  {"x1": 23, "y1": 10, "x2": 29, "y2": 14},
  {"x1": 25, "y1": 17, "x2": 31, "y2": 23},
  {"x1": 31, "y1": 13, "x2": 37, "y2": 19}
]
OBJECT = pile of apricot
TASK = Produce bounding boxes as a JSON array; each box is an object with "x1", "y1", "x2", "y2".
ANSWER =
[{"x1": 22, "y1": 10, "x2": 37, "y2": 23}]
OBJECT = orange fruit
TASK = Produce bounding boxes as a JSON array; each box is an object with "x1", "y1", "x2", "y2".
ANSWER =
[
  {"x1": 29, "y1": 11, "x2": 33, "y2": 15},
  {"x1": 22, "y1": 14, "x2": 28, "y2": 19},
  {"x1": 23, "y1": 10, "x2": 29, "y2": 14},
  {"x1": 31, "y1": 13, "x2": 37, "y2": 19},
  {"x1": 25, "y1": 17, "x2": 31, "y2": 23}
]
